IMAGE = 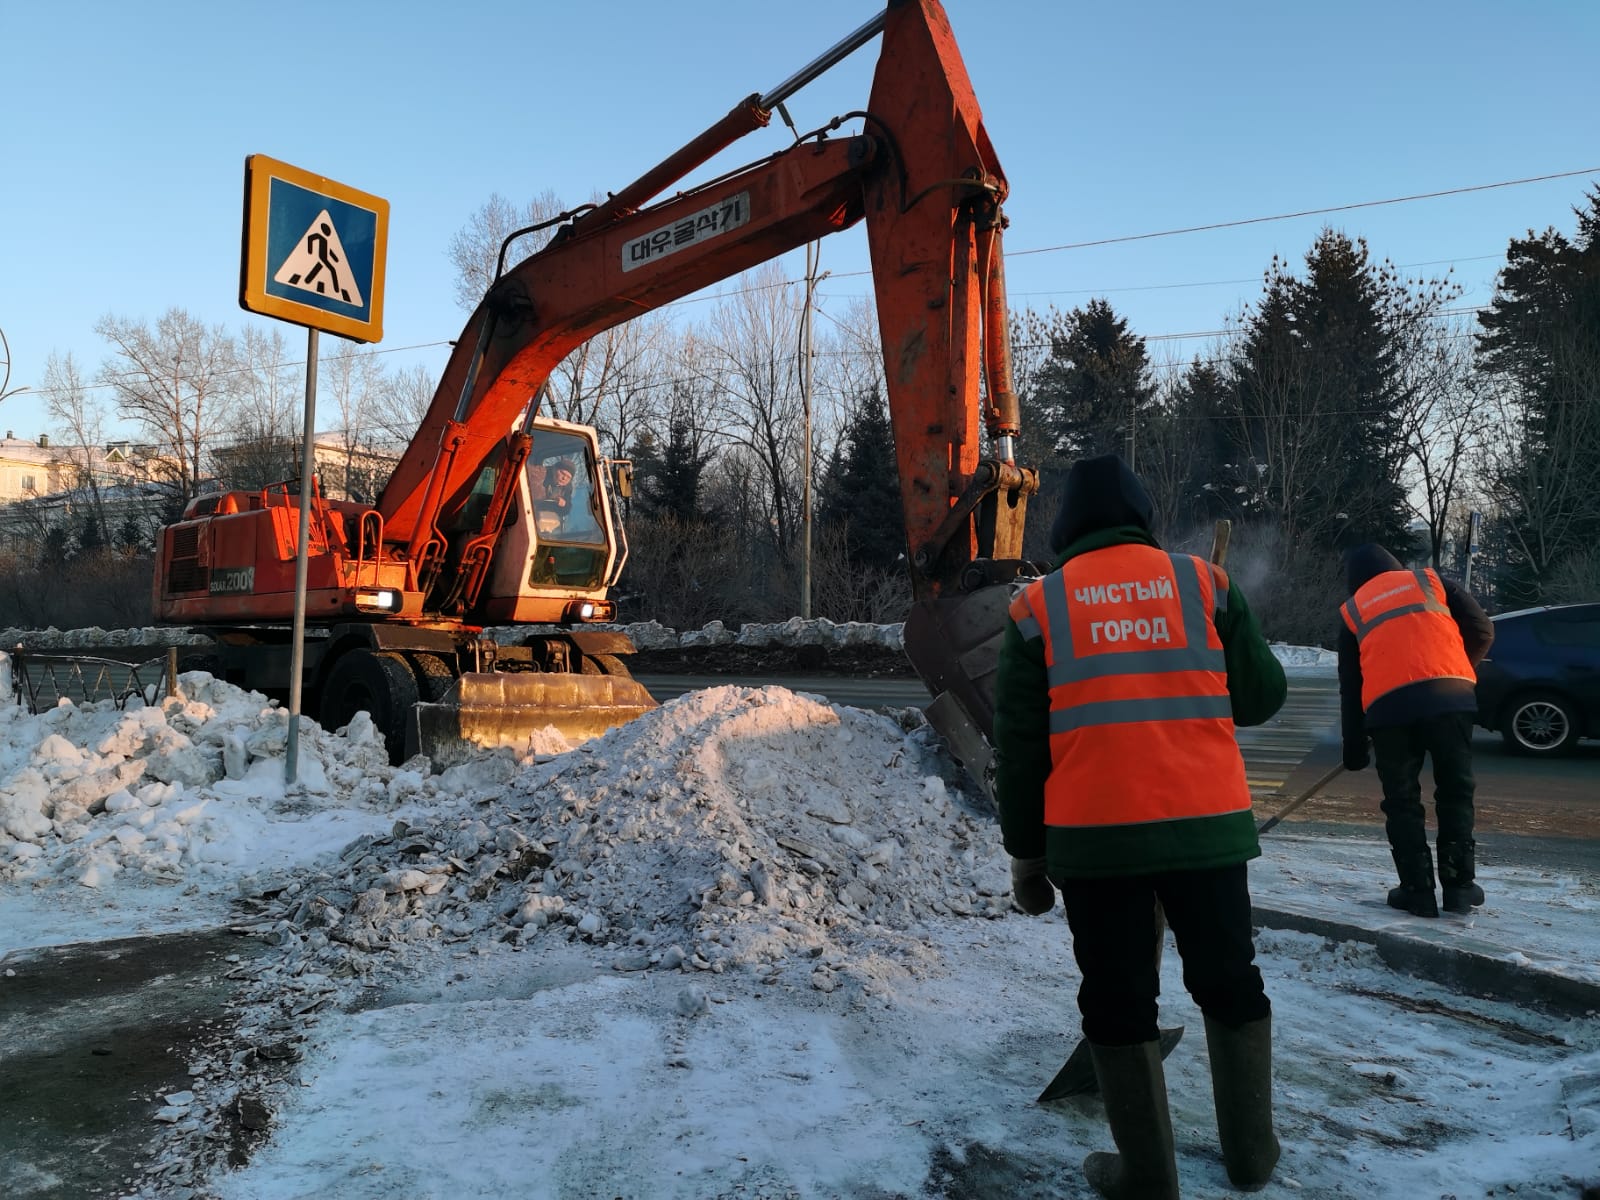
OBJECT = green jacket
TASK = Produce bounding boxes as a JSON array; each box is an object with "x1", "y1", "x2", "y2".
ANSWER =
[{"x1": 993, "y1": 526, "x2": 1287, "y2": 878}]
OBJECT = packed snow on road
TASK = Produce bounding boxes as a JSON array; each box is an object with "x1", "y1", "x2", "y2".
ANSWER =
[{"x1": 0, "y1": 630, "x2": 1594, "y2": 1199}]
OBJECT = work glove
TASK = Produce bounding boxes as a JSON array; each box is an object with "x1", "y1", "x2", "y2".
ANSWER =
[
  {"x1": 1342, "y1": 739, "x2": 1370, "y2": 772},
  {"x1": 1010, "y1": 856, "x2": 1056, "y2": 916}
]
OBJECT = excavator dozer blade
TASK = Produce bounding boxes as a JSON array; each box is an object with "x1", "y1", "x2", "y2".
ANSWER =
[
  {"x1": 903, "y1": 587, "x2": 1017, "y2": 807},
  {"x1": 409, "y1": 671, "x2": 658, "y2": 770}
]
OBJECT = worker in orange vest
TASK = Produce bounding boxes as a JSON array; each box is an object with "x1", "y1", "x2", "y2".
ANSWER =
[
  {"x1": 996, "y1": 454, "x2": 1288, "y2": 1199},
  {"x1": 1339, "y1": 544, "x2": 1493, "y2": 917}
]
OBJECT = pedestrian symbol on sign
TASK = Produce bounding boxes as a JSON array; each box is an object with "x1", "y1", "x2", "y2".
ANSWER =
[{"x1": 272, "y1": 210, "x2": 364, "y2": 307}]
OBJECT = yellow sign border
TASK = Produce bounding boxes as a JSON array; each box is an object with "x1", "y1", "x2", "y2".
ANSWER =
[{"x1": 240, "y1": 154, "x2": 389, "y2": 343}]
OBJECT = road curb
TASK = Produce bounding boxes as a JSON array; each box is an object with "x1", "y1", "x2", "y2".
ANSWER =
[{"x1": 1253, "y1": 901, "x2": 1600, "y2": 1020}]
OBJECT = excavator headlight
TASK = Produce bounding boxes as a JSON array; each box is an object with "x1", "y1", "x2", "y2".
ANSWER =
[
  {"x1": 562, "y1": 599, "x2": 615, "y2": 624},
  {"x1": 355, "y1": 589, "x2": 401, "y2": 613}
]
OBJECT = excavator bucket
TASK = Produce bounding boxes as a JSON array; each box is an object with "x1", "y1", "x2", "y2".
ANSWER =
[
  {"x1": 903, "y1": 586, "x2": 1019, "y2": 806},
  {"x1": 409, "y1": 671, "x2": 658, "y2": 770}
]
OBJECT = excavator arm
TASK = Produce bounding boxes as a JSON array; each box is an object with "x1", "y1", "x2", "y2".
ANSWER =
[
  {"x1": 378, "y1": 0, "x2": 1036, "y2": 616},
  {"x1": 375, "y1": 0, "x2": 1039, "y2": 791}
]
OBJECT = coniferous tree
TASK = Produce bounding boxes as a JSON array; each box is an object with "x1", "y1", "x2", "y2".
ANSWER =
[
  {"x1": 632, "y1": 416, "x2": 711, "y2": 525},
  {"x1": 816, "y1": 393, "x2": 905, "y2": 572},
  {"x1": 1227, "y1": 230, "x2": 1447, "y2": 557},
  {"x1": 77, "y1": 513, "x2": 105, "y2": 557},
  {"x1": 1476, "y1": 188, "x2": 1600, "y2": 604},
  {"x1": 117, "y1": 512, "x2": 146, "y2": 553},
  {"x1": 1030, "y1": 299, "x2": 1157, "y2": 463},
  {"x1": 1167, "y1": 360, "x2": 1239, "y2": 525}
]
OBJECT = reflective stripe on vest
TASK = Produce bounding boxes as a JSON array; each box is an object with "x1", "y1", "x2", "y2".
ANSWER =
[
  {"x1": 1011, "y1": 544, "x2": 1252, "y2": 829},
  {"x1": 1339, "y1": 568, "x2": 1475, "y2": 710}
]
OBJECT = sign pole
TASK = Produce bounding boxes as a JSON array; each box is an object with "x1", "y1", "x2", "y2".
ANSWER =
[{"x1": 285, "y1": 328, "x2": 319, "y2": 785}]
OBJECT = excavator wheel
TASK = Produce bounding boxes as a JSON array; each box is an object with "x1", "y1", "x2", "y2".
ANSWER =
[
  {"x1": 405, "y1": 651, "x2": 458, "y2": 702},
  {"x1": 319, "y1": 649, "x2": 420, "y2": 765},
  {"x1": 578, "y1": 653, "x2": 628, "y2": 676}
]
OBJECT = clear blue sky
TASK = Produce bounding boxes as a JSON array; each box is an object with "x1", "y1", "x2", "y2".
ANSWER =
[{"x1": 2, "y1": 0, "x2": 1596, "y2": 440}]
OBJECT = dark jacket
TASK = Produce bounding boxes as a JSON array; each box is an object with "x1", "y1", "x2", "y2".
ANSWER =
[
  {"x1": 993, "y1": 455, "x2": 1287, "y2": 878},
  {"x1": 1337, "y1": 544, "x2": 1494, "y2": 749}
]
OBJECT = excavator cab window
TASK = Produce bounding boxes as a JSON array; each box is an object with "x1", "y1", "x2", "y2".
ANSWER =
[{"x1": 527, "y1": 429, "x2": 607, "y2": 588}]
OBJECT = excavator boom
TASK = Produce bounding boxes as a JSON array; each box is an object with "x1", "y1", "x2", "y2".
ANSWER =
[{"x1": 379, "y1": 0, "x2": 1034, "y2": 615}]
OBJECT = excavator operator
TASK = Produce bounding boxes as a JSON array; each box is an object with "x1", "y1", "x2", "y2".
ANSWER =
[{"x1": 994, "y1": 453, "x2": 1288, "y2": 1199}]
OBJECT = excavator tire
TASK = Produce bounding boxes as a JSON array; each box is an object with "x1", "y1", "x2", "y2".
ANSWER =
[
  {"x1": 319, "y1": 649, "x2": 419, "y2": 765},
  {"x1": 409, "y1": 667, "x2": 658, "y2": 771},
  {"x1": 404, "y1": 651, "x2": 458, "y2": 702}
]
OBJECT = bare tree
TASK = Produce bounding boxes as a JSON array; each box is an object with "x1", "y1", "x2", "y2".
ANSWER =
[
  {"x1": 699, "y1": 263, "x2": 806, "y2": 557},
  {"x1": 1394, "y1": 318, "x2": 1490, "y2": 567},
  {"x1": 41, "y1": 352, "x2": 111, "y2": 546},
  {"x1": 1477, "y1": 356, "x2": 1600, "y2": 589},
  {"x1": 369, "y1": 362, "x2": 437, "y2": 448},
  {"x1": 447, "y1": 190, "x2": 569, "y2": 311},
  {"x1": 213, "y1": 324, "x2": 303, "y2": 491},
  {"x1": 95, "y1": 309, "x2": 236, "y2": 505},
  {"x1": 547, "y1": 310, "x2": 673, "y2": 457},
  {"x1": 318, "y1": 342, "x2": 386, "y2": 499}
]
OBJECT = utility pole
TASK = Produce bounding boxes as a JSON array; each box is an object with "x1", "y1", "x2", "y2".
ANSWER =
[{"x1": 800, "y1": 241, "x2": 819, "y2": 619}]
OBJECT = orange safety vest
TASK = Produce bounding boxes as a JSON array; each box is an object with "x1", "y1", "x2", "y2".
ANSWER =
[
  {"x1": 1008, "y1": 543, "x2": 1252, "y2": 830},
  {"x1": 1339, "y1": 568, "x2": 1474, "y2": 711}
]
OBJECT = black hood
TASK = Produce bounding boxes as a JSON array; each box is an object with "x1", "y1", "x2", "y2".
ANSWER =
[
  {"x1": 1049, "y1": 454, "x2": 1154, "y2": 553},
  {"x1": 1344, "y1": 542, "x2": 1404, "y2": 593}
]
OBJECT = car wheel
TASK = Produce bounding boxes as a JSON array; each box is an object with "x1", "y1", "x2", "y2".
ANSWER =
[
  {"x1": 319, "y1": 650, "x2": 420, "y2": 763},
  {"x1": 1500, "y1": 691, "x2": 1578, "y2": 755}
]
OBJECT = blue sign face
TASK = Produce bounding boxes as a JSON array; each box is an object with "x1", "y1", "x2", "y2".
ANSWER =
[{"x1": 263, "y1": 178, "x2": 379, "y2": 321}]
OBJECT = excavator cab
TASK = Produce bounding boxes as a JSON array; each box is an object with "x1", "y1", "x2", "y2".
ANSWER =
[{"x1": 473, "y1": 417, "x2": 629, "y2": 623}]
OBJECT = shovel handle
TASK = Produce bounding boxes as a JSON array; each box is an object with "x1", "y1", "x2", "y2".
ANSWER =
[
  {"x1": 1257, "y1": 762, "x2": 1345, "y2": 835},
  {"x1": 1209, "y1": 518, "x2": 1232, "y2": 568}
]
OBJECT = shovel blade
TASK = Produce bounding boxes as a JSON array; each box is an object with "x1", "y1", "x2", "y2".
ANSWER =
[
  {"x1": 409, "y1": 670, "x2": 657, "y2": 769},
  {"x1": 1037, "y1": 1025, "x2": 1185, "y2": 1102}
]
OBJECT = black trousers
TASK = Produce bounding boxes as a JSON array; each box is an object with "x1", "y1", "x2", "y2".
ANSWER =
[
  {"x1": 1369, "y1": 711, "x2": 1476, "y2": 854},
  {"x1": 1057, "y1": 863, "x2": 1270, "y2": 1046}
]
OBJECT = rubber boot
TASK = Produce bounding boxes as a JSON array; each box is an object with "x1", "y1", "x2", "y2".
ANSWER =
[
  {"x1": 1205, "y1": 1014, "x2": 1281, "y2": 1191},
  {"x1": 1437, "y1": 839, "x2": 1485, "y2": 913},
  {"x1": 1082, "y1": 1040, "x2": 1179, "y2": 1200},
  {"x1": 1387, "y1": 847, "x2": 1439, "y2": 918}
]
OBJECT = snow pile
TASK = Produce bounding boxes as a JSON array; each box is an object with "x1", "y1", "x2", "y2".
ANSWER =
[
  {"x1": 126, "y1": 686, "x2": 999, "y2": 1191},
  {"x1": 226, "y1": 687, "x2": 999, "y2": 1006},
  {"x1": 1272, "y1": 641, "x2": 1337, "y2": 673},
  {"x1": 490, "y1": 617, "x2": 907, "y2": 653},
  {"x1": 1, "y1": 624, "x2": 215, "y2": 648},
  {"x1": 0, "y1": 673, "x2": 413, "y2": 895}
]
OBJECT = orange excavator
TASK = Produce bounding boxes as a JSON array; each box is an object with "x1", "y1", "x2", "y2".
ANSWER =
[{"x1": 152, "y1": 0, "x2": 1037, "y2": 777}]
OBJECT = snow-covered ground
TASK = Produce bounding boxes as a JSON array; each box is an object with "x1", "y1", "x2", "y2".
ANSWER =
[{"x1": 0, "y1": 636, "x2": 1592, "y2": 1199}]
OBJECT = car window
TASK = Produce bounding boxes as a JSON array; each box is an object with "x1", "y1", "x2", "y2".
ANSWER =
[{"x1": 1532, "y1": 611, "x2": 1600, "y2": 649}]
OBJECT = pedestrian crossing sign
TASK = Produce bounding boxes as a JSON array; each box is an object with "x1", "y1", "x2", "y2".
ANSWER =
[{"x1": 240, "y1": 154, "x2": 389, "y2": 342}]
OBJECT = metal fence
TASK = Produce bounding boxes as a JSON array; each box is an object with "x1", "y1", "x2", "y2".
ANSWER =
[{"x1": 6, "y1": 647, "x2": 178, "y2": 715}]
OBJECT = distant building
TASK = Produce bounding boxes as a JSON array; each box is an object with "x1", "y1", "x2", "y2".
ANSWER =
[
  {"x1": 208, "y1": 432, "x2": 401, "y2": 503},
  {"x1": 0, "y1": 433, "x2": 179, "y2": 553},
  {"x1": 0, "y1": 430, "x2": 403, "y2": 555}
]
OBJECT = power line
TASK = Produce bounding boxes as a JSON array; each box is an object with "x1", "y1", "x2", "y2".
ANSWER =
[{"x1": 1009, "y1": 167, "x2": 1600, "y2": 255}]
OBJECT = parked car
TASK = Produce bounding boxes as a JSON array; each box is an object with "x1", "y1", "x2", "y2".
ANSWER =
[{"x1": 1474, "y1": 602, "x2": 1600, "y2": 754}]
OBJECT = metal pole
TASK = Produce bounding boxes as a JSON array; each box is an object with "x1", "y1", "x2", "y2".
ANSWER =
[
  {"x1": 801, "y1": 242, "x2": 816, "y2": 619},
  {"x1": 286, "y1": 328, "x2": 319, "y2": 785}
]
